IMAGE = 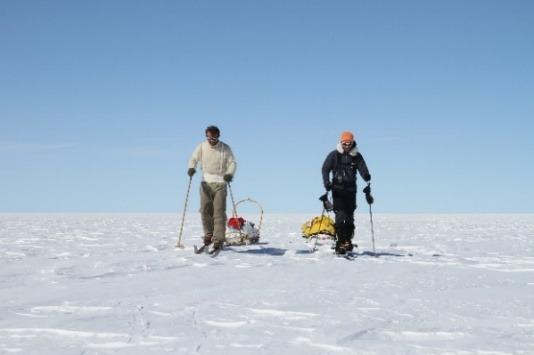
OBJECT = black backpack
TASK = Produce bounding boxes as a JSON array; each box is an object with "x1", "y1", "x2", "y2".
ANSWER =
[{"x1": 333, "y1": 152, "x2": 358, "y2": 187}]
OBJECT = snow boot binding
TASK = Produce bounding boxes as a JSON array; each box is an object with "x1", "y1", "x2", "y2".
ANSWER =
[
  {"x1": 194, "y1": 233, "x2": 213, "y2": 254},
  {"x1": 209, "y1": 240, "x2": 224, "y2": 256}
]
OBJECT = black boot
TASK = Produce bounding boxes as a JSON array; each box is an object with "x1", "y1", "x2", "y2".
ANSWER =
[
  {"x1": 203, "y1": 233, "x2": 213, "y2": 246},
  {"x1": 212, "y1": 240, "x2": 224, "y2": 250},
  {"x1": 343, "y1": 240, "x2": 354, "y2": 252},
  {"x1": 335, "y1": 237, "x2": 355, "y2": 254},
  {"x1": 335, "y1": 239, "x2": 348, "y2": 255}
]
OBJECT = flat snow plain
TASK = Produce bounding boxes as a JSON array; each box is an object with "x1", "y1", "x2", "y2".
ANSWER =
[{"x1": 1, "y1": 213, "x2": 534, "y2": 354}]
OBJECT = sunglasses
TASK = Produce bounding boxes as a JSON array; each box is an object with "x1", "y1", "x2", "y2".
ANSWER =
[
  {"x1": 206, "y1": 136, "x2": 219, "y2": 142},
  {"x1": 341, "y1": 141, "x2": 353, "y2": 146}
]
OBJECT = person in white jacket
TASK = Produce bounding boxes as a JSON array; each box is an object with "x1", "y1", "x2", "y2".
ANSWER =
[{"x1": 188, "y1": 126, "x2": 237, "y2": 250}]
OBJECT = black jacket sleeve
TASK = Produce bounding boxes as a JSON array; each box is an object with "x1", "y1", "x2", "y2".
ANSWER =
[
  {"x1": 356, "y1": 153, "x2": 371, "y2": 182},
  {"x1": 321, "y1": 151, "x2": 336, "y2": 187}
]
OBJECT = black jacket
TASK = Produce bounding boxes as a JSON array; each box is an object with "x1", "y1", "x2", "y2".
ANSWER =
[{"x1": 322, "y1": 144, "x2": 370, "y2": 192}]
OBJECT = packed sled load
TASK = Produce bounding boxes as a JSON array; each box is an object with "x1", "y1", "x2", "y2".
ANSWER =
[
  {"x1": 301, "y1": 215, "x2": 336, "y2": 239},
  {"x1": 225, "y1": 198, "x2": 262, "y2": 245}
]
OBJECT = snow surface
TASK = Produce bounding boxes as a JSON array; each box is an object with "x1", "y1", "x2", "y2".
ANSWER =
[{"x1": 1, "y1": 213, "x2": 534, "y2": 354}]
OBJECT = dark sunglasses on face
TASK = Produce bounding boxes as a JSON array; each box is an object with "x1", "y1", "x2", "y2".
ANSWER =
[
  {"x1": 341, "y1": 141, "x2": 352, "y2": 147},
  {"x1": 206, "y1": 136, "x2": 219, "y2": 142}
]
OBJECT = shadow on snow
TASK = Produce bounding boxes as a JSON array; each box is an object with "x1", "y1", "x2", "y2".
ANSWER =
[
  {"x1": 294, "y1": 249, "x2": 410, "y2": 257},
  {"x1": 357, "y1": 251, "x2": 410, "y2": 257},
  {"x1": 226, "y1": 247, "x2": 287, "y2": 256}
]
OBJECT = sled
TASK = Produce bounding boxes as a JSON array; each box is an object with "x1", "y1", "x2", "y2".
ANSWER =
[
  {"x1": 225, "y1": 198, "x2": 263, "y2": 246},
  {"x1": 301, "y1": 215, "x2": 336, "y2": 239}
]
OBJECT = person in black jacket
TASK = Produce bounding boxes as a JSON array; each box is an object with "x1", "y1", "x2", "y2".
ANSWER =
[{"x1": 322, "y1": 131, "x2": 373, "y2": 254}]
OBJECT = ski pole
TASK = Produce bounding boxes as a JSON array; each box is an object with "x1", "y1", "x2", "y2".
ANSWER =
[
  {"x1": 363, "y1": 182, "x2": 376, "y2": 256},
  {"x1": 227, "y1": 182, "x2": 244, "y2": 243},
  {"x1": 312, "y1": 190, "x2": 332, "y2": 253},
  {"x1": 311, "y1": 208, "x2": 326, "y2": 253},
  {"x1": 227, "y1": 182, "x2": 238, "y2": 219},
  {"x1": 176, "y1": 176, "x2": 193, "y2": 248},
  {"x1": 369, "y1": 203, "x2": 376, "y2": 256}
]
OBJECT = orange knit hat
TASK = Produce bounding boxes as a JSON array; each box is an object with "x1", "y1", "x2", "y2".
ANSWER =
[{"x1": 340, "y1": 131, "x2": 354, "y2": 142}]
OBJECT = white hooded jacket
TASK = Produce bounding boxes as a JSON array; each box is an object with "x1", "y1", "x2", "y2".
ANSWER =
[{"x1": 188, "y1": 141, "x2": 237, "y2": 183}]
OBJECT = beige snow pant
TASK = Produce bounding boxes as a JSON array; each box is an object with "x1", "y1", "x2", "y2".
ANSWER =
[{"x1": 199, "y1": 182, "x2": 227, "y2": 244}]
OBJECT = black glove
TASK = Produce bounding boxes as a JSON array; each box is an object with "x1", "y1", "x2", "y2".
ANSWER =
[
  {"x1": 363, "y1": 184, "x2": 374, "y2": 205},
  {"x1": 187, "y1": 168, "x2": 196, "y2": 177},
  {"x1": 324, "y1": 181, "x2": 332, "y2": 191},
  {"x1": 319, "y1": 193, "x2": 334, "y2": 212},
  {"x1": 223, "y1": 174, "x2": 233, "y2": 182},
  {"x1": 363, "y1": 174, "x2": 371, "y2": 182},
  {"x1": 365, "y1": 192, "x2": 374, "y2": 205}
]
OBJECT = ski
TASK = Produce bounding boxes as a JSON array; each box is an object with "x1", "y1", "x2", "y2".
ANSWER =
[
  {"x1": 208, "y1": 247, "x2": 221, "y2": 257},
  {"x1": 344, "y1": 252, "x2": 356, "y2": 260},
  {"x1": 194, "y1": 245, "x2": 208, "y2": 254},
  {"x1": 194, "y1": 244, "x2": 222, "y2": 257},
  {"x1": 335, "y1": 251, "x2": 356, "y2": 260}
]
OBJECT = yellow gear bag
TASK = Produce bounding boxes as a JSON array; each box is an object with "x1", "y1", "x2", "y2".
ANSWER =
[{"x1": 301, "y1": 215, "x2": 336, "y2": 238}]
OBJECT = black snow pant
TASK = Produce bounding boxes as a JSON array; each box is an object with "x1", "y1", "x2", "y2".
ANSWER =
[{"x1": 332, "y1": 189, "x2": 356, "y2": 242}]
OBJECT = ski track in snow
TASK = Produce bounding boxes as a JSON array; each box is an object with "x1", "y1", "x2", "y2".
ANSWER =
[{"x1": 1, "y1": 213, "x2": 534, "y2": 354}]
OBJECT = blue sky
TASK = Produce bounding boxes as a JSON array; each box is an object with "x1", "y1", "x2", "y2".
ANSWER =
[{"x1": 1, "y1": 0, "x2": 533, "y2": 213}]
